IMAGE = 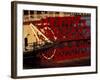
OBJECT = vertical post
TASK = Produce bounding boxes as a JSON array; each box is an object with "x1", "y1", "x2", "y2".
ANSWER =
[
  {"x1": 28, "y1": 10, "x2": 30, "y2": 21},
  {"x1": 34, "y1": 11, "x2": 37, "y2": 20}
]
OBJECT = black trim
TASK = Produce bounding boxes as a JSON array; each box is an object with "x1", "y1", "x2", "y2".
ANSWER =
[
  {"x1": 11, "y1": 1, "x2": 17, "y2": 78},
  {"x1": 12, "y1": 1, "x2": 97, "y2": 8}
]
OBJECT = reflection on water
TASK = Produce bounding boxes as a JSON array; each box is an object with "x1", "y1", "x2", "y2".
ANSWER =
[{"x1": 23, "y1": 39, "x2": 91, "y2": 69}]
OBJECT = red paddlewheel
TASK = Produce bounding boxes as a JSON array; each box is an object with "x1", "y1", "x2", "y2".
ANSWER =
[{"x1": 32, "y1": 16, "x2": 91, "y2": 67}]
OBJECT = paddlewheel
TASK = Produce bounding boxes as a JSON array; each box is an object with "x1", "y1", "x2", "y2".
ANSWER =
[{"x1": 23, "y1": 12, "x2": 91, "y2": 68}]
